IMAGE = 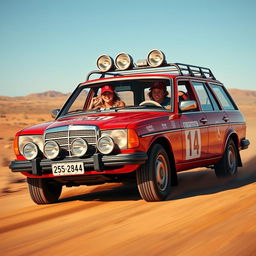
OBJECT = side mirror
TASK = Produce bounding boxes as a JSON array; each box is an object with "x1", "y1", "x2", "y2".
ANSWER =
[
  {"x1": 51, "y1": 109, "x2": 60, "y2": 119},
  {"x1": 179, "y1": 100, "x2": 197, "y2": 112}
]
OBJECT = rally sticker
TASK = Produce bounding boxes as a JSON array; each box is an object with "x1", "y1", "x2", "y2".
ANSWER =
[
  {"x1": 74, "y1": 116, "x2": 114, "y2": 121},
  {"x1": 183, "y1": 121, "x2": 199, "y2": 128},
  {"x1": 185, "y1": 129, "x2": 201, "y2": 160},
  {"x1": 146, "y1": 125, "x2": 154, "y2": 132}
]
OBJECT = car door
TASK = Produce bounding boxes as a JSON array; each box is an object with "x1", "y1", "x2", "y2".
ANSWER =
[
  {"x1": 192, "y1": 81, "x2": 229, "y2": 159},
  {"x1": 177, "y1": 80, "x2": 209, "y2": 163},
  {"x1": 208, "y1": 83, "x2": 242, "y2": 153}
]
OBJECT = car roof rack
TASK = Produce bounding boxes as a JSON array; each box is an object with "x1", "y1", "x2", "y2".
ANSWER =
[{"x1": 86, "y1": 63, "x2": 216, "y2": 81}]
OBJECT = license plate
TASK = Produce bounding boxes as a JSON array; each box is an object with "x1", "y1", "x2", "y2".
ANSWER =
[{"x1": 52, "y1": 162, "x2": 84, "y2": 176}]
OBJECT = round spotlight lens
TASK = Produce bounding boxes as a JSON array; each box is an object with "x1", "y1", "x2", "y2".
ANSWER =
[
  {"x1": 71, "y1": 138, "x2": 88, "y2": 157},
  {"x1": 43, "y1": 141, "x2": 60, "y2": 160},
  {"x1": 147, "y1": 49, "x2": 166, "y2": 67},
  {"x1": 23, "y1": 142, "x2": 39, "y2": 160},
  {"x1": 96, "y1": 55, "x2": 114, "y2": 72},
  {"x1": 115, "y1": 53, "x2": 133, "y2": 70},
  {"x1": 97, "y1": 136, "x2": 115, "y2": 154}
]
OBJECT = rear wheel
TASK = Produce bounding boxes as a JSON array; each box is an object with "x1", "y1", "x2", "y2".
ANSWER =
[
  {"x1": 27, "y1": 177, "x2": 62, "y2": 204},
  {"x1": 214, "y1": 139, "x2": 238, "y2": 177},
  {"x1": 136, "y1": 144, "x2": 171, "y2": 201}
]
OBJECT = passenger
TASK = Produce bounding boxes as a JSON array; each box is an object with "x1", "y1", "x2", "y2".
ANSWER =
[
  {"x1": 178, "y1": 91, "x2": 189, "y2": 101},
  {"x1": 89, "y1": 85, "x2": 125, "y2": 110},
  {"x1": 148, "y1": 82, "x2": 171, "y2": 109}
]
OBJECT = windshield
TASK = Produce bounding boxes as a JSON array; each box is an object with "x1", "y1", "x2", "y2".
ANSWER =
[{"x1": 62, "y1": 78, "x2": 173, "y2": 116}]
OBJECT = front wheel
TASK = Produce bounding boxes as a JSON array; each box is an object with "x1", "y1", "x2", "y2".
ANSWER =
[
  {"x1": 214, "y1": 139, "x2": 238, "y2": 177},
  {"x1": 136, "y1": 144, "x2": 171, "y2": 201},
  {"x1": 27, "y1": 177, "x2": 62, "y2": 204}
]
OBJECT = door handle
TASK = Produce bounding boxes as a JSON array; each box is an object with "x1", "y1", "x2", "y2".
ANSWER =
[
  {"x1": 223, "y1": 116, "x2": 229, "y2": 122},
  {"x1": 200, "y1": 118, "x2": 208, "y2": 124}
]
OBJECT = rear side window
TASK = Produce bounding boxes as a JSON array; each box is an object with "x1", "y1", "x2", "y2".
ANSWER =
[
  {"x1": 209, "y1": 84, "x2": 236, "y2": 110},
  {"x1": 192, "y1": 82, "x2": 215, "y2": 111}
]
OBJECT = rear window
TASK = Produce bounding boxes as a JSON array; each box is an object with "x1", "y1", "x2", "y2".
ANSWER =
[{"x1": 209, "y1": 84, "x2": 236, "y2": 110}]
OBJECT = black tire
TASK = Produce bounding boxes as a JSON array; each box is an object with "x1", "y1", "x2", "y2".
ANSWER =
[
  {"x1": 214, "y1": 139, "x2": 238, "y2": 177},
  {"x1": 136, "y1": 144, "x2": 171, "y2": 201},
  {"x1": 27, "y1": 177, "x2": 62, "y2": 204}
]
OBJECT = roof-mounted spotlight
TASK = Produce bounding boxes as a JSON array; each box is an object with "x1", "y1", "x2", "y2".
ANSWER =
[
  {"x1": 115, "y1": 53, "x2": 133, "y2": 70},
  {"x1": 147, "y1": 49, "x2": 166, "y2": 67},
  {"x1": 96, "y1": 55, "x2": 114, "y2": 72}
]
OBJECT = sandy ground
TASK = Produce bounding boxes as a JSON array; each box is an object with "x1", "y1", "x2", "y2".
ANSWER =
[{"x1": 0, "y1": 92, "x2": 255, "y2": 256}]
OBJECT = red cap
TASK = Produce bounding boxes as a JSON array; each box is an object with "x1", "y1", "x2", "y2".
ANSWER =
[
  {"x1": 150, "y1": 81, "x2": 166, "y2": 90},
  {"x1": 101, "y1": 85, "x2": 114, "y2": 94}
]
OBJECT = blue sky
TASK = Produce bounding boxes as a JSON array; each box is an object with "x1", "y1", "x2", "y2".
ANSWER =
[{"x1": 0, "y1": 0, "x2": 255, "y2": 96}]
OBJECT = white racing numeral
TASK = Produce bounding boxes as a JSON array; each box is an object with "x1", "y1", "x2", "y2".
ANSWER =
[{"x1": 185, "y1": 129, "x2": 201, "y2": 160}]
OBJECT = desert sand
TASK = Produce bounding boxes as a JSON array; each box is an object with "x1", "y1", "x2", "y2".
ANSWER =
[{"x1": 0, "y1": 89, "x2": 255, "y2": 256}]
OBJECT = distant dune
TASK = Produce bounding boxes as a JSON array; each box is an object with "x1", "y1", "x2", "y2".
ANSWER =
[
  {"x1": 228, "y1": 89, "x2": 256, "y2": 105},
  {"x1": 26, "y1": 90, "x2": 68, "y2": 98}
]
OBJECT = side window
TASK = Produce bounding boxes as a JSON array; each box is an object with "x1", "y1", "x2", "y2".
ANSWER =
[
  {"x1": 178, "y1": 80, "x2": 199, "y2": 112},
  {"x1": 205, "y1": 85, "x2": 220, "y2": 110},
  {"x1": 209, "y1": 84, "x2": 236, "y2": 110},
  {"x1": 192, "y1": 82, "x2": 214, "y2": 111},
  {"x1": 177, "y1": 84, "x2": 189, "y2": 102}
]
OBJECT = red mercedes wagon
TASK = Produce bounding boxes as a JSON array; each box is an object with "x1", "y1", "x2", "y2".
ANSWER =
[{"x1": 9, "y1": 50, "x2": 250, "y2": 204}]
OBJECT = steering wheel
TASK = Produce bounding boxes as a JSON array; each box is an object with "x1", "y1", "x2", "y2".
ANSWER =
[{"x1": 139, "y1": 100, "x2": 164, "y2": 108}]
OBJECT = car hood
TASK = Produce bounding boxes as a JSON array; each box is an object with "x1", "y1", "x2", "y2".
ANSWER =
[{"x1": 18, "y1": 111, "x2": 170, "y2": 134}]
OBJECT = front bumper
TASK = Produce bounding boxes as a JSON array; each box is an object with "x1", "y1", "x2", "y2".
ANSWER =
[{"x1": 9, "y1": 152, "x2": 148, "y2": 176}]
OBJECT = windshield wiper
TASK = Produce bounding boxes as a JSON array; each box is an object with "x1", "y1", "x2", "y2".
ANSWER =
[
  {"x1": 66, "y1": 108, "x2": 103, "y2": 115},
  {"x1": 67, "y1": 109, "x2": 86, "y2": 114},
  {"x1": 122, "y1": 105, "x2": 152, "y2": 109}
]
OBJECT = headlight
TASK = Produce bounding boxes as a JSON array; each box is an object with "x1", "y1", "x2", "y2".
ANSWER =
[
  {"x1": 115, "y1": 53, "x2": 133, "y2": 70},
  {"x1": 43, "y1": 141, "x2": 60, "y2": 160},
  {"x1": 18, "y1": 135, "x2": 44, "y2": 155},
  {"x1": 70, "y1": 138, "x2": 88, "y2": 157},
  {"x1": 96, "y1": 55, "x2": 114, "y2": 72},
  {"x1": 97, "y1": 136, "x2": 115, "y2": 154},
  {"x1": 147, "y1": 49, "x2": 166, "y2": 67},
  {"x1": 22, "y1": 142, "x2": 39, "y2": 160},
  {"x1": 101, "y1": 129, "x2": 127, "y2": 149}
]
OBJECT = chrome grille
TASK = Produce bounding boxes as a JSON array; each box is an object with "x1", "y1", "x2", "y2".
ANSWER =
[
  {"x1": 44, "y1": 125, "x2": 98, "y2": 156},
  {"x1": 46, "y1": 131, "x2": 68, "y2": 139}
]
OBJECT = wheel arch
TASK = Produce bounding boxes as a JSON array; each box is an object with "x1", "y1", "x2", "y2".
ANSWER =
[
  {"x1": 148, "y1": 136, "x2": 178, "y2": 185},
  {"x1": 225, "y1": 131, "x2": 242, "y2": 167}
]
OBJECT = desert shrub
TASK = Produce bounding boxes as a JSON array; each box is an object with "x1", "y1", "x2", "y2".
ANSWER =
[
  {"x1": 2, "y1": 157, "x2": 10, "y2": 167},
  {"x1": 8, "y1": 137, "x2": 14, "y2": 141},
  {"x1": 37, "y1": 118, "x2": 45, "y2": 122}
]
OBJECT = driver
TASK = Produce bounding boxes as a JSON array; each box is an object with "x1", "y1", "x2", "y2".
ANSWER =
[{"x1": 148, "y1": 82, "x2": 171, "y2": 109}]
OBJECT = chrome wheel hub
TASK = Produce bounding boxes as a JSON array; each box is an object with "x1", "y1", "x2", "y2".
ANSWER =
[
  {"x1": 228, "y1": 145, "x2": 236, "y2": 174},
  {"x1": 155, "y1": 154, "x2": 168, "y2": 192}
]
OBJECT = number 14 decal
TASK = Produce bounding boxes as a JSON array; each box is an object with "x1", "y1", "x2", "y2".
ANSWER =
[{"x1": 185, "y1": 129, "x2": 201, "y2": 160}]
